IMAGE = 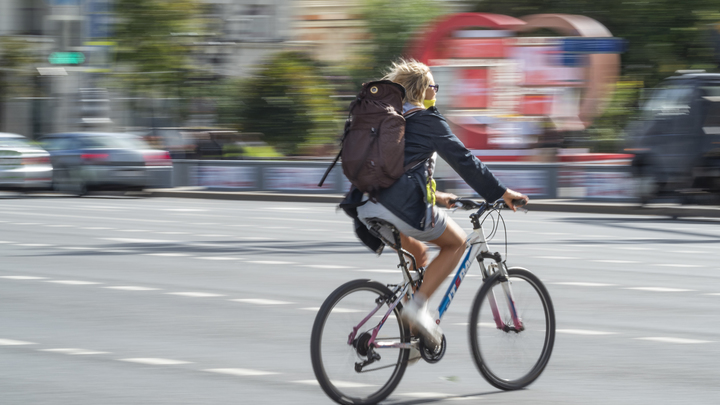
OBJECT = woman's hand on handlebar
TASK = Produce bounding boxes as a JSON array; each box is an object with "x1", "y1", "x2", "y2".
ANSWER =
[
  {"x1": 502, "y1": 188, "x2": 529, "y2": 212},
  {"x1": 435, "y1": 190, "x2": 458, "y2": 209}
]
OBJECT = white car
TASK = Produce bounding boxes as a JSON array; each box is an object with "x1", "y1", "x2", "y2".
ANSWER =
[{"x1": 0, "y1": 133, "x2": 53, "y2": 191}]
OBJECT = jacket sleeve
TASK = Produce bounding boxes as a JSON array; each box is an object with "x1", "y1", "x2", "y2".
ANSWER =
[{"x1": 424, "y1": 115, "x2": 507, "y2": 202}]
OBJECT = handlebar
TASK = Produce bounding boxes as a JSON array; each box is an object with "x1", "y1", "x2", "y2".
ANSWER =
[{"x1": 450, "y1": 198, "x2": 527, "y2": 211}]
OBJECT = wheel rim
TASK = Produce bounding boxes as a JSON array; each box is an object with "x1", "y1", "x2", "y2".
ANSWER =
[
  {"x1": 316, "y1": 286, "x2": 407, "y2": 402},
  {"x1": 472, "y1": 273, "x2": 553, "y2": 387}
]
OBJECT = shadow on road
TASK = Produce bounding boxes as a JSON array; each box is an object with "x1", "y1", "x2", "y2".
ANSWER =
[
  {"x1": 34, "y1": 239, "x2": 370, "y2": 258},
  {"x1": 383, "y1": 390, "x2": 508, "y2": 404}
]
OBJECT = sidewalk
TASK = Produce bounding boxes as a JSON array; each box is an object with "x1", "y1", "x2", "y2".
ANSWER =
[{"x1": 146, "y1": 188, "x2": 720, "y2": 219}]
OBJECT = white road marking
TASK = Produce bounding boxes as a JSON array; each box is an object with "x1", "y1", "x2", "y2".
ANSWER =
[
  {"x1": 16, "y1": 244, "x2": 53, "y2": 247},
  {"x1": 300, "y1": 265, "x2": 354, "y2": 269},
  {"x1": 60, "y1": 247, "x2": 101, "y2": 250},
  {"x1": 705, "y1": 293, "x2": 720, "y2": 296},
  {"x1": 237, "y1": 237, "x2": 276, "y2": 241},
  {"x1": 533, "y1": 256, "x2": 577, "y2": 260},
  {"x1": 46, "y1": 280, "x2": 102, "y2": 285},
  {"x1": 120, "y1": 358, "x2": 192, "y2": 365},
  {"x1": 199, "y1": 234, "x2": 231, "y2": 237},
  {"x1": 104, "y1": 286, "x2": 161, "y2": 291},
  {"x1": 117, "y1": 229, "x2": 147, "y2": 233},
  {"x1": 670, "y1": 250, "x2": 707, "y2": 254},
  {"x1": 557, "y1": 329, "x2": 618, "y2": 335},
  {"x1": 156, "y1": 232, "x2": 189, "y2": 235},
  {"x1": 657, "y1": 264, "x2": 703, "y2": 268},
  {"x1": 1, "y1": 276, "x2": 47, "y2": 280},
  {"x1": 144, "y1": 253, "x2": 189, "y2": 257},
  {"x1": 82, "y1": 227, "x2": 113, "y2": 230},
  {"x1": 624, "y1": 287, "x2": 695, "y2": 292},
  {"x1": 166, "y1": 292, "x2": 225, "y2": 298},
  {"x1": 0, "y1": 241, "x2": 14, "y2": 244},
  {"x1": 635, "y1": 337, "x2": 712, "y2": 344},
  {"x1": 246, "y1": 260, "x2": 295, "y2": 265},
  {"x1": 101, "y1": 238, "x2": 175, "y2": 243},
  {"x1": 204, "y1": 368, "x2": 279, "y2": 377},
  {"x1": 102, "y1": 250, "x2": 138, "y2": 253},
  {"x1": 45, "y1": 225, "x2": 72, "y2": 228},
  {"x1": 357, "y1": 269, "x2": 398, "y2": 273},
  {"x1": 194, "y1": 257, "x2": 242, "y2": 261},
  {"x1": 299, "y1": 307, "x2": 362, "y2": 313},
  {"x1": 164, "y1": 209, "x2": 207, "y2": 212},
  {"x1": 552, "y1": 282, "x2": 616, "y2": 287},
  {"x1": 0, "y1": 339, "x2": 36, "y2": 345},
  {"x1": 594, "y1": 260, "x2": 638, "y2": 264},
  {"x1": 618, "y1": 247, "x2": 655, "y2": 251},
  {"x1": 41, "y1": 348, "x2": 109, "y2": 355},
  {"x1": 231, "y1": 299, "x2": 293, "y2": 305},
  {"x1": 15, "y1": 223, "x2": 39, "y2": 225}
]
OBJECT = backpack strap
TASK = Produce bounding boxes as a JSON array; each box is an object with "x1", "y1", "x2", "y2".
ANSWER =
[{"x1": 318, "y1": 102, "x2": 357, "y2": 187}]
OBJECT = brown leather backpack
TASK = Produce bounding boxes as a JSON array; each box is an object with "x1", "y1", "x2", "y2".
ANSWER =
[{"x1": 319, "y1": 80, "x2": 409, "y2": 196}]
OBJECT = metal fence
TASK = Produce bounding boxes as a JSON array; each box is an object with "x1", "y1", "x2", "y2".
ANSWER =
[{"x1": 166, "y1": 159, "x2": 636, "y2": 201}]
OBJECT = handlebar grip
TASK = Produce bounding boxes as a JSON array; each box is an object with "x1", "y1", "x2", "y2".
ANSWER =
[{"x1": 512, "y1": 198, "x2": 528, "y2": 208}]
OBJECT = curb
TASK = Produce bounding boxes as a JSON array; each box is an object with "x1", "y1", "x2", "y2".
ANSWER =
[{"x1": 145, "y1": 189, "x2": 720, "y2": 219}]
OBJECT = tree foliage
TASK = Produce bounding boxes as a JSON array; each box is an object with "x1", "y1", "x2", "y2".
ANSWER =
[
  {"x1": 0, "y1": 38, "x2": 39, "y2": 129},
  {"x1": 348, "y1": 0, "x2": 444, "y2": 87},
  {"x1": 113, "y1": 0, "x2": 200, "y2": 95},
  {"x1": 218, "y1": 51, "x2": 341, "y2": 155}
]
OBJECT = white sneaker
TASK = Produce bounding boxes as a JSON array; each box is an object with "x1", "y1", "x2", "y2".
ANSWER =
[{"x1": 401, "y1": 298, "x2": 443, "y2": 350}]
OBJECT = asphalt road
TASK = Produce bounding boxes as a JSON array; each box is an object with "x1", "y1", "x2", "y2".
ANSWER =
[{"x1": 1, "y1": 195, "x2": 719, "y2": 405}]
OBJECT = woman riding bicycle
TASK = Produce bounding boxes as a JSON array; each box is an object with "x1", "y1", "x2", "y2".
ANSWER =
[{"x1": 344, "y1": 58, "x2": 528, "y2": 350}]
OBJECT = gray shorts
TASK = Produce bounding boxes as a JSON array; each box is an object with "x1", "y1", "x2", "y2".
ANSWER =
[{"x1": 357, "y1": 200, "x2": 448, "y2": 242}]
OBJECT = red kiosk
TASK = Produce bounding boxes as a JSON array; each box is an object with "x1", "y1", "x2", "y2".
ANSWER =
[{"x1": 409, "y1": 13, "x2": 626, "y2": 162}]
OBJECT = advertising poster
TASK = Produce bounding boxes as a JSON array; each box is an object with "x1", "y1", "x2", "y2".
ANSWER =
[
  {"x1": 584, "y1": 172, "x2": 634, "y2": 199},
  {"x1": 196, "y1": 166, "x2": 257, "y2": 188},
  {"x1": 454, "y1": 68, "x2": 489, "y2": 109},
  {"x1": 447, "y1": 169, "x2": 547, "y2": 197},
  {"x1": 265, "y1": 167, "x2": 334, "y2": 191}
]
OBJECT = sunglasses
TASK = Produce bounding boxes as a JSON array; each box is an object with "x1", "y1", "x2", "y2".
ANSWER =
[{"x1": 428, "y1": 84, "x2": 439, "y2": 93}]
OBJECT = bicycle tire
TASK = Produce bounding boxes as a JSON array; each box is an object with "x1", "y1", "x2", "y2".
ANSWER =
[
  {"x1": 469, "y1": 267, "x2": 555, "y2": 390},
  {"x1": 310, "y1": 279, "x2": 410, "y2": 405}
]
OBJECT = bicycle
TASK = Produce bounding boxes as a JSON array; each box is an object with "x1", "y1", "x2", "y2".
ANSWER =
[{"x1": 310, "y1": 198, "x2": 556, "y2": 405}]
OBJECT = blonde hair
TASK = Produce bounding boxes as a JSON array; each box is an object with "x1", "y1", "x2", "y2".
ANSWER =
[{"x1": 382, "y1": 58, "x2": 432, "y2": 106}]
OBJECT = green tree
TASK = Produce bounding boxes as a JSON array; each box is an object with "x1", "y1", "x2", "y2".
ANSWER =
[
  {"x1": 219, "y1": 51, "x2": 341, "y2": 155},
  {"x1": 0, "y1": 38, "x2": 38, "y2": 130},
  {"x1": 112, "y1": 0, "x2": 201, "y2": 96},
  {"x1": 348, "y1": 0, "x2": 445, "y2": 87}
]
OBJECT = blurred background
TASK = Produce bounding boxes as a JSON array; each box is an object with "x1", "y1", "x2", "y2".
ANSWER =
[{"x1": 1, "y1": 0, "x2": 720, "y2": 202}]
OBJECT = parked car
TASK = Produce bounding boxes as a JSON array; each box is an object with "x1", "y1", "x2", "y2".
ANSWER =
[
  {"x1": 0, "y1": 132, "x2": 53, "y2": 191},
  {"x1": 40, "y1": 132, "x2": 172, "y2": 196},
  {"x1": 627, "y1": 70, "x2": 720, "y2": 203}
]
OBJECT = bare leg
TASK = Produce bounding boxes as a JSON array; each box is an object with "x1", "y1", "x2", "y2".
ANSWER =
[
  {"x1": 399, "y1": 233, "x2": 428, "y2": 270},
  {"x1": 416, "y1": 218, "x2": 467, "y2": 299}
]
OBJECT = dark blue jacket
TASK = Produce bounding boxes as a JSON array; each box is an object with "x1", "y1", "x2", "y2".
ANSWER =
[{"x1": 342, "y1": 107, "x2": 506, "y2": 232}]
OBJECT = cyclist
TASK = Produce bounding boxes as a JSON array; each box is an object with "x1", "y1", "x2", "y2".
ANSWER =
[{"x1": 346, "y1": 58, "x2": 528, "y2": 350}]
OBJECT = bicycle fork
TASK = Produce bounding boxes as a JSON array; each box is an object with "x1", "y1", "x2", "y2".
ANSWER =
[{"x1": 485, "y1": 264, "x2": 524, "y2": 332}]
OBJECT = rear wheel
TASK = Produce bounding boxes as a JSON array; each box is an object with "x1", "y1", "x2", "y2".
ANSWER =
[
  {"x1": 310, "y1": 279, "x2": 409, "y2": 405},
  {"x1": 469, "y1": 268, "x2": 555, "y2": 390}
]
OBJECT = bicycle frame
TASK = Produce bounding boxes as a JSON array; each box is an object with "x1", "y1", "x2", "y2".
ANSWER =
[{"x1": 353, "y1": 209, "x2": 524, "y2": 350}]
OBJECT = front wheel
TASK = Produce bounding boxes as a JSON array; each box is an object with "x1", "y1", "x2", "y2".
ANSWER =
[
  {"x1": 310, "y1": 279, "x2": 410, "y2": 405},
  {"x1": 469, "y1": 267, "x2": 555, "y2": 390}
]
